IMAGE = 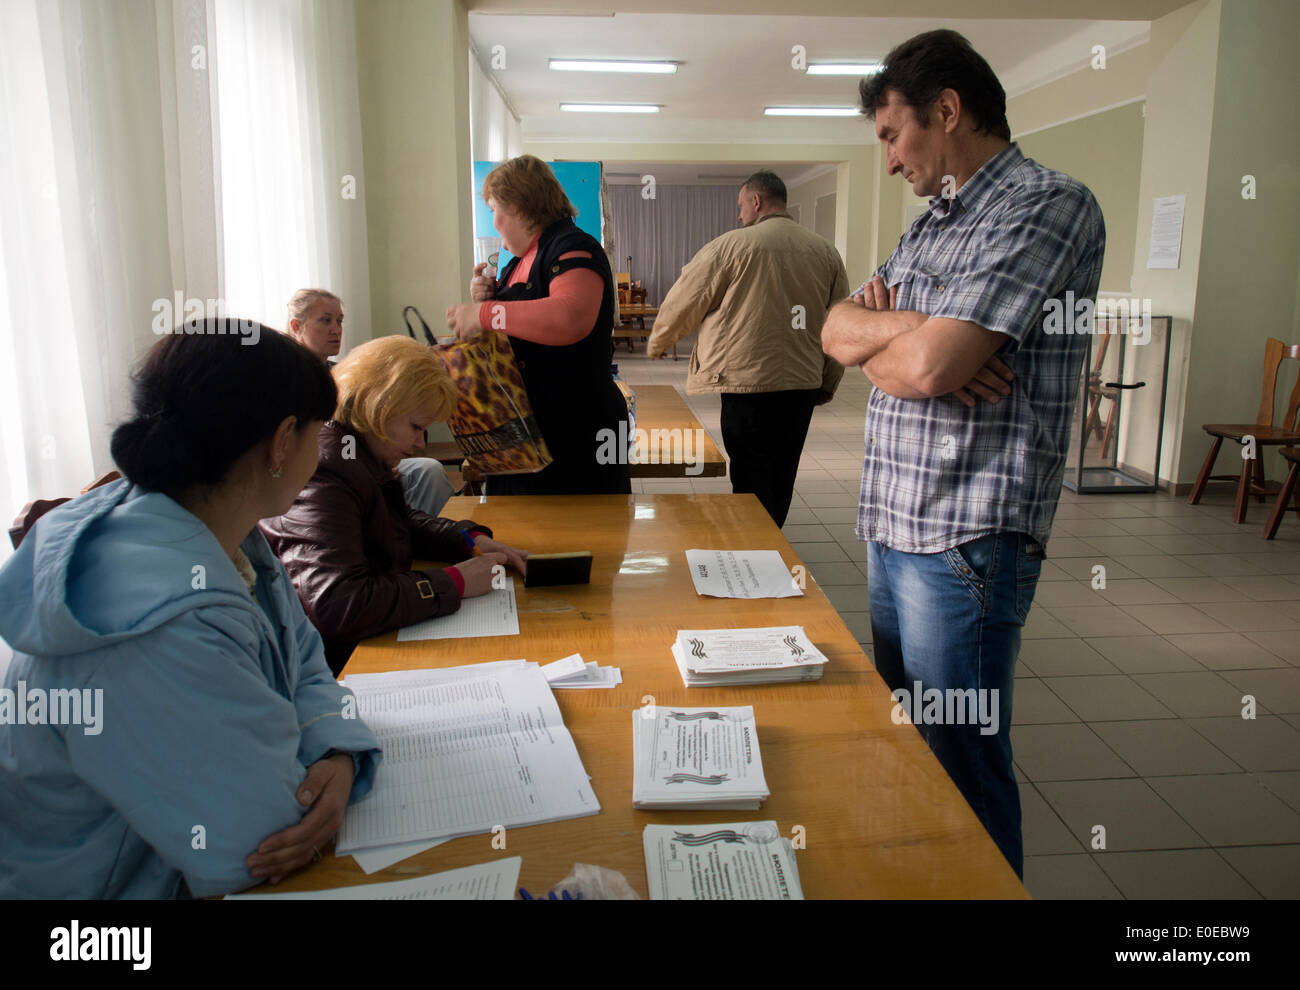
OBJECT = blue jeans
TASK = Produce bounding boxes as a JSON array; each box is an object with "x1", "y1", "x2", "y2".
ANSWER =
[
  {"x1": 397, "y1": 457, "x2": 454, "y2": 516},
  {"x1": 867, "y1": 531, "x2": 1044, "y2": 879}
]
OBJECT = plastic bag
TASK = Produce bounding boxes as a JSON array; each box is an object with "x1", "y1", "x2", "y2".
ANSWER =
[
  {"x1": 432, "y1": 331, "x2": 552, "y2": 476},
  {"x1": 547, "y1": 863, "x2": 640, "y2": 900}
]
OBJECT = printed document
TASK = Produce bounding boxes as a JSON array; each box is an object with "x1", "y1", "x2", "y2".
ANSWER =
[
  {"x1": 644, "y1": 823, "x2": 803, "y2": 900},
  {"x1": 685, "y1": 549, "x2": 803, "y2": 599}
]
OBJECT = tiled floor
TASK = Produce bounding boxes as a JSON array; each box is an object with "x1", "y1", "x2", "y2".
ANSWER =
[{"x1": 616, "y1": 344, "x2": 1300, "y2": 900}]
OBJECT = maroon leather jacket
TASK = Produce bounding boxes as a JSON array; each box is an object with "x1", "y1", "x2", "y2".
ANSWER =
[{"x1": 260, "y1": 421, "x2": 491, "y2": 674}]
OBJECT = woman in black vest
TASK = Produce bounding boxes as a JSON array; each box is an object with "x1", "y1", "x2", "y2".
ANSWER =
[{"x1": 445, "y1": 155, "x2": 631, "y2": 496}]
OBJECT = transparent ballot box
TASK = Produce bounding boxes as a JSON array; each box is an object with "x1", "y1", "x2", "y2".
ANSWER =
[{"x1": 1064, "y1": 312, "x2": 1173, "y2": 494}]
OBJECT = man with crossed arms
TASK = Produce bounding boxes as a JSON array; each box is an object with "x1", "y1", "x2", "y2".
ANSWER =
[{"x1": 822, "y1": 29, "x2": 1105, "y2": 879}]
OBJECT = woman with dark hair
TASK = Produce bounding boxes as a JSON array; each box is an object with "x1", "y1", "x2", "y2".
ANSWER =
[
  {"x1": 0, "y1": 319, "x2": 382, "y2": 898},
  {"x1": 444, "y1": 154, "x2": 631, "y2": 495},
  {"x1": 261, "y1": 335, "x2": 528, "y2": 675}
]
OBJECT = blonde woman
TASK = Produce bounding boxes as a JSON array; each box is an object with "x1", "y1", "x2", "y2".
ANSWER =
[
  {"x1": 286, "y1": 288, "x2": 345, "y2": 361},
  {"x1": 261, "y1": 336, "x2": 528, "y2": 674},
  {"x1": 288, "y1": 288, "x2": 454, "y2": 516}
]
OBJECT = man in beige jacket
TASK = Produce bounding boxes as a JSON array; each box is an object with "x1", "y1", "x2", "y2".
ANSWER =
[{"x1": 648, "y1": 171, "x2": 848, "y2": 527}]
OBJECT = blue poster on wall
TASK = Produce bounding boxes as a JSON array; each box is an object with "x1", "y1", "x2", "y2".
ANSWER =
[{"x1": 472, "y1": 160, "x2": 602, "y2": 272}]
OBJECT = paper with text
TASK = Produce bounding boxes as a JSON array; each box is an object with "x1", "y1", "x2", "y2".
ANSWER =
[
  {"x1": 397, "y1": 580, "x2": 520, "y2": 640},
  {"x1": 336, "y1": 665, "x2": 598, "y2": 852},
  {"x1": 644, "y1": 824, "x2": 802, "y2": 899},
  {"x1": 685, "y1": 549, "x2": 803, "y2": 599},
  {"x1": 226, "y1": 857, "x2": 521, "y2": 900}
]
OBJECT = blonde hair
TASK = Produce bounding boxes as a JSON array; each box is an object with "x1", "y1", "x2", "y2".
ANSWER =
[
  {"x1": 481, "y1": 155, "x2": 577, "y2": 231},
  {"x1": 287, "y1": 288, "x2": 342, "y2": 329},
  {"x1": 331, "y1": 336, "x2": 457, "y2": 442}
]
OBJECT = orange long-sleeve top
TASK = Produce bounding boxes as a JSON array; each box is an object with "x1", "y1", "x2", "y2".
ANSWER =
[{"x1": 476, "y1": 234, "x2": 605, "y2": 346}]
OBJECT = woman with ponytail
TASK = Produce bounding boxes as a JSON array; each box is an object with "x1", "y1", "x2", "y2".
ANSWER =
[{"x1": 0, "y1": 319, "x2": 382, "y2": 898}]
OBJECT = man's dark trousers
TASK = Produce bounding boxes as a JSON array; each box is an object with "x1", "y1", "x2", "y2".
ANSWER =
[{"x1": 720, "y1": 388, "x2": 820, "y2": 528}]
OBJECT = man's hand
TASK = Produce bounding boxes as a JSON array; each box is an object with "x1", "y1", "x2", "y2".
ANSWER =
[
  {"x1": 446, "y1": 302, "x2": 484, "y2": 342},
  {"x1": 246, "y1": 753, "x2": 354, "y2": 884},
  {"x1": 852, "y1": 275, "x2": 895, "y2": 311},
  {"x1": 470, "y1": 262, "x2": 495, "y2": 303},
  {"x1": 949, "y1": 354, "x2": 1014, "y2": 408}
]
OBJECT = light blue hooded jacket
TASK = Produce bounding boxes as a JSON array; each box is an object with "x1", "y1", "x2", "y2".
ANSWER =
[{"x1": 0, "y1": 480, "x2": 382, "y2": 898}]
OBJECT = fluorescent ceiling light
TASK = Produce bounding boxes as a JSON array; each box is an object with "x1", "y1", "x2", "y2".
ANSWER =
[
  {"x1": 550, "y1": 59, "x2": 677, "y2": 74},
  {"x1": 561, "y1": 103, "x2": 660, "y2": 113},
  {"x1": 806, "y1": 62, "x2": 882, "y2": 75},
  {"x1": 764, "y1": 106, "x2": 859, "y2": 117}
]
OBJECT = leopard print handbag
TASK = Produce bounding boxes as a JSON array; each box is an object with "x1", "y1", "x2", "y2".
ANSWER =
[{"x1": 431, "y1": 331, "x2": 553, "y2": 476}]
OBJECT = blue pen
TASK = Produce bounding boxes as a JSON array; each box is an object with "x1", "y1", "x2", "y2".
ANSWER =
[
  {"x1": 462, "y1": 529, "x2": 481, "y2": 557},
  {"x1": 518, "y1": 886, "x2": 581, "y2": 900}
]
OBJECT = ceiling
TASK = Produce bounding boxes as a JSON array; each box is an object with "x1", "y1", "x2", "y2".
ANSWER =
[
  {"x1": 601, "y1": 162, "x2": 833, "y2": 186},
  {"x1": 467, "y1": 0, "x2": 1184, "y2": 18},
  {"x1": 469, "y1": 11, "x2": 1151, "y2": 144}
]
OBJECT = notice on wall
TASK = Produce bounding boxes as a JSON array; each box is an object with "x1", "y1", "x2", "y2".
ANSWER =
[{"x1": 1146, "y1": 194, "x2": 1186, "y2": 270}]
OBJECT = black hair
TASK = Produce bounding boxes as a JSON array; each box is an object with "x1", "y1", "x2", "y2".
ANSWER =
[
  {"x1": 858, "y1": 30, "x2": 1011, "y2": 142},
  {"x1": 742, "y1": 170, "x2": 787, "y2": 206},
  {"x1": 111, "y1": 318, "x2": 336, "y2": 497}
]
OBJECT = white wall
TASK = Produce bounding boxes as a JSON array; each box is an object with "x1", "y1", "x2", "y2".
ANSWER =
[{"x1": 470, "y1": 47, "x2": 522, "y2": 164}]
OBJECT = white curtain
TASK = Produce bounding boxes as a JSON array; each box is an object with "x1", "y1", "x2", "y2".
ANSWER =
[
  {"x1": 0, "y1": 0, "x2": 370, "y2": 577},
  {"x1": 0, "y1": 0, "x2": 197, "y2": 574},
  {"x1": 212, "y1": 0, "x2": 371, "y2": 347},
  {"x1": 609, "y1": 184, "x2": 737, "y2": 306}
]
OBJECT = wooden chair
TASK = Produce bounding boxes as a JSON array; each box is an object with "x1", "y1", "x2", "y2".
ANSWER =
[
  {"x1": 1188, "y1": 338, "x2": 1300, "y2": 523},
  {"x1": 1263, "y1": 447, "x2": 1300, "y2": 540},
  {"x1": 9, "y1": 471, "x2": 122, "y2": 549},
  {"x1": 1083, "y1": 331, "x2": 1121, "y2": 459}
]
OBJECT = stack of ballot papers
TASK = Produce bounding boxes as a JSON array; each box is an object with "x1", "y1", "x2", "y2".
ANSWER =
[
  {"x1": 336, "y1": 661, "x2": 599, "y2": 870},
  {"x1": 632, "y1": 705, "x2": 769, "y2": 810},
  {"x1": 541, "y1": 652, "x2": 622, "y2": 689},
  {"x1": 644, "y1": 822, "x2": 803, "y2": 899},
  {"x1": 671, "y1": 625, "x2": 829, "y2": 686},
  {"x1": 225, "y1": 858, "x2": 521, "y2": 900}
]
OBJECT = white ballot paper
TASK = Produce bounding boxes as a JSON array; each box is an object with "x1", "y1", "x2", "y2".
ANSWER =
[
  {"x1": 343, "y1": 659, "x2": 530, "y2": 691},
  {"x1": 350, "y1": 836, "x2": 450, "y2": 875},
  {"x1": 226, "y1": 857, "x2": 521, "y2": 900},
  {"x1": 672, "y1": 626, "x2": 828, "y2": 687},
  {"x1": 336, "y1": 664, "x2": 599, "y2": 853},
  {"x1": 644, "y1": 823, "x2": 803, "y2": 900},
  {"x1": 685, "y1": 549, "x2": 803, "y2": 599},
  {"x1": 397, "y1": 579, "x2": 519, "y2": 640},
  {"x1": 633, "y1": 705, "x2": 769, "y2": 810},
  {"x1": 343, "y1": 661, "x2": 530, "y2": 870},
  {"x1": 541, "y1": 653, "x2": 622, "y2": 689}
]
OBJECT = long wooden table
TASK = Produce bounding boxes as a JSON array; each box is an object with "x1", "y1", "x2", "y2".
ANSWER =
[
  {"x1": 427, "y1": 385, "x2": 726, "y2": 481},
  {"x1": 276, "y1": 494, "x2": 1026, "y2": 898},
  {"x1": 627, "y1": 384, "x2": 725, "y2": 478},
  {"x1": 615, "y1": 303, "x2": 672, "y2": 357}
]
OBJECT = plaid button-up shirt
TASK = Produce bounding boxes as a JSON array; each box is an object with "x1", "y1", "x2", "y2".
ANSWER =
[{"x1": 856, "y1": 143, "x2": 1105, "y2": 553}]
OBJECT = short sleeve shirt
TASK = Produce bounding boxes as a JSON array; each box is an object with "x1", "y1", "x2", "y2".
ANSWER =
[{"x1": 856, "y1": 143, "x2": 1105, "y2": 552}]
